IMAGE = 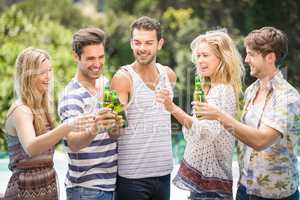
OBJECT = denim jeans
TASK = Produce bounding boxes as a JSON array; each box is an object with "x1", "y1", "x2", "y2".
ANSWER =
[
  {"x1": 66, "y1": 186, "x2": 115, "y2": 200},
  {"x1": 236, "y1": 184, "x2": 299, "y2": 200},
  {"x1": 116, "y1": 174, "x2": 170, "y2": 200}
]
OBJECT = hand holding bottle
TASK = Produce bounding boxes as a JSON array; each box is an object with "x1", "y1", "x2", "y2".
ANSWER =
[
  {"x1": 156, "y1": 88, "x2": 175, "y2": 113},
  {"x1": 111, "y1": 90, "x2": 128, "y2": 128},
  {"x1": 192, "y1": 102, "x2": 221, "y2": 120},
  {"x1": 96, "y1": 108, "x2": 117, "y2": 131},
  {"x1": 155, "y1": 74, "x2": 174, "y2": 110},
  {"x1": 193, "y1": 75, "x2": 206, "y2": 118},
  {"x1": 115, "y1": 114, "x2": 125, "y2": 128},
  {"x1": 69, "y1": 114, "x2": 98, "y2": 135}
]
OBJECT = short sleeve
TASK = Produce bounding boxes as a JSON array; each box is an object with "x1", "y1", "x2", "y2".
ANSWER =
[
  {"x1": 261, "y1": 95, "x2": 300, "y2": 136},
  {"x1": 58, "y1": 90, "x2": 84, "y2": 123}
]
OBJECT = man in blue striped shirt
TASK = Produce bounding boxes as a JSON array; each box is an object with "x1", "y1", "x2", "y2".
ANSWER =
[{"x1": 58, "y1": 28, "x2": 119, "y2": 200}]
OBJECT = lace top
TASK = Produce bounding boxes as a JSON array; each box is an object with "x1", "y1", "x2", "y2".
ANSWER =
[{"x1": 173, "y1": 84, "x2": 237, "y2": 197}]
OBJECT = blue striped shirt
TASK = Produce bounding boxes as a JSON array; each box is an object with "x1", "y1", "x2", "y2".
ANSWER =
[{"x1": 58, "y1": 78, "x2": 117, "y2": 191}]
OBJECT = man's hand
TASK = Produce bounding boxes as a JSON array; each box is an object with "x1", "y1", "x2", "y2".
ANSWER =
[
  {"x1": 106, "y1": 113, "x2": 125, "y2": 139},
  {"x1": 156, "y1": 88, "x2": 176, "y2": 113},
  {"x1": 115, "y1": 114, "x2": 125, "y2": 128},
  {"x1": 96, "y1": 108, "x2": 117, "y2": 131}
]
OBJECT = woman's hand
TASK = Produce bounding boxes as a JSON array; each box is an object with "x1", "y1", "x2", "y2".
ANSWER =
[
  {"x1": 69, "y1": 114, "x2": 97, "y2": 135},
  {"x1": 192, "y1": 102, "x2": 222, "y2": 121}
]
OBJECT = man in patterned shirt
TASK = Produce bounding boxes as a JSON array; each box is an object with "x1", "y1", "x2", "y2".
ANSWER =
[{"x1": 196, "y1": 27, "x2": 300, "y2": 199}]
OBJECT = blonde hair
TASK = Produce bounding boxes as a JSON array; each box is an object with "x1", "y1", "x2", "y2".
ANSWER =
[
  {"x1": 191, "y1": 29, "x2": 245, "y2": 101},
  {"x1": 15, "y1": 47, "x2": 54, "y2": 135}
]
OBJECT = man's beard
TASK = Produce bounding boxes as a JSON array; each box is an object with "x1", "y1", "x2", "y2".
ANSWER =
[
  {"x1": 83, "y1": 69, "x2": 101, "y2": 80},
  {"x1": 135, "y1": 53, "x2": 156, "y2": 65}
]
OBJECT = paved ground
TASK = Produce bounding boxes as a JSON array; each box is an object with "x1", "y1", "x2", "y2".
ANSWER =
[{"x1": 0, "y1": 152, "x2": 243, "y2": 200}]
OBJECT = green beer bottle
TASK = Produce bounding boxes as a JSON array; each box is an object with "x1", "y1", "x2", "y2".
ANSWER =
[
  {"x1": 193, "y1": 76, "x2": 205, "y2": 118},
  {"x1": 111, "y1": 90, "x2": 128, "y2": 128},
  {"x1": 103, "y1": 85, "x2": 114, "y2": 109}
]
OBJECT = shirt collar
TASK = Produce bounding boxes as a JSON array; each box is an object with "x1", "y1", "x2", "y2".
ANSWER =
[{"x1": 253, "y1": 70, "x2": 284, "y2": 92}]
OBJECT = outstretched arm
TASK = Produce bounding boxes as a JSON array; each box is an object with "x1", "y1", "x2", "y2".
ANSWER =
[
  {"x1": 197, "y1": 102, "x2": 280, "y2": 151},
  {"x1": 65, "y1": 108, "x2": 116, "y2": 151},
  {"x1": 157, "y1": 66, "x2": 193, "y2": 128},
  {"x1": 14, "y1": 105, "x2": 96, "y2": 156},
  {"x1": 156, "y1": 89, "x2": 193, "y2": 128}
]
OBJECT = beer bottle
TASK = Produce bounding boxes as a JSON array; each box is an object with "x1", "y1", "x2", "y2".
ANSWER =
[
  {"x1": 156, "y1": 74, "x2": 166, "y2": 91},
  {"x1": 103, "y1": 85, "x2": 114, "y2": 109},
  {"x1": 193, "y1": 76, "x2": 205, "y2": 118},
  {"x1": 111, "y1": 90, "x2": 128, "y2": 128}
]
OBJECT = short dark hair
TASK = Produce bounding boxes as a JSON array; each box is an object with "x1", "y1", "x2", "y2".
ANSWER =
[
  {"x1": 244, "y1": 27, "x2": 288, "y2": 66},
  {"x1": 72, "y1": 27, "x2": 105, "y2": 58},
  {"x1": 130, "y1": 16, "x2": 162, "y2": 40}
]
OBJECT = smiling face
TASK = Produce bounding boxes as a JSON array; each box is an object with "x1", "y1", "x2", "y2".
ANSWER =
[
  {"x1": 130, "y1": 29, "x2": 163, "y2": 65},
  {"x1": 75, "y1": 44, "x2": 105, "y2": 81},
  {"x1": 32, "y1": 59, "x2": 52, "y2": 95},
  {"x1": 244, "y1": 47, "x2": 267, "y2": 79},
  {"x1": 194, "y1": 42, "x2": 221, "y2": 79}
]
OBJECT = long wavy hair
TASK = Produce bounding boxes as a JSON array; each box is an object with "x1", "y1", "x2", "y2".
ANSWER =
[
  {"x1": 191, "y1": 30, "x2": 245, "y2": 102},
  {"x1": 14, "y1": 47, "x2": 54, "y2": 135}
]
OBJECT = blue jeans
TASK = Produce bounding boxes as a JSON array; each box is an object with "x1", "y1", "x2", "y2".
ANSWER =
[
  {"x1": 116, "y1": 174, "x2": 170, "y2": 200},
  {"x1": 66, "y1": 186, "x2": 115, "y2": 200},
  {"x1": 236, "y1": 184, "x2": 299, "y2": 200}
]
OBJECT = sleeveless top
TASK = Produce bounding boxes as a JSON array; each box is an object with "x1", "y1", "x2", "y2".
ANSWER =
[
  {"x1": 117, "y1": 63, "x2": 173, "y2": 179},
  {"x1": 4, "y1": 104, "x2": 58, "y2": 200}
]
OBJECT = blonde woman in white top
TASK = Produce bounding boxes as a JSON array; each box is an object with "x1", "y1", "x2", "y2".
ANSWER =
[{"x1": 157, "y1": 30, "x2": 245, "y2": 199}]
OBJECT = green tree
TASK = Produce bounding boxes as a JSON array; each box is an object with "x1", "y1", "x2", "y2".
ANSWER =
[
  {"x1": 14, "y1": 0, "x2": 93, "y2": 30},
  {"x1": 0, "y1": 5, "x2": 75, "y2": 151}
]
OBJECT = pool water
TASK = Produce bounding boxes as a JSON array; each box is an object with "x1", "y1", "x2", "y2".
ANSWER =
[
  {"x1": 0, "y1": 136, "x2": 191, "y2": 200},
  {"x1": 0, "y1": 134, "x2": 299, "y2": 200}
]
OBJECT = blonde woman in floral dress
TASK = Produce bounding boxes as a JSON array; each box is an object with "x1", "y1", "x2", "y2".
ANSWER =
[{"x1": 157, "y1": 30, "x2": 245, "y2": 199}]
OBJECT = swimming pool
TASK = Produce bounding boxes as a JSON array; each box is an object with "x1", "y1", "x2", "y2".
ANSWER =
[
  {"x1": 0, "y1": 151, "x2": 241, "y2": 200},
  {"x1": 0, "y1": 152, "x2": 190, "y2": 199},
  {"x1": 1, "y1": 140, "x2": 298, "y2": 199}
]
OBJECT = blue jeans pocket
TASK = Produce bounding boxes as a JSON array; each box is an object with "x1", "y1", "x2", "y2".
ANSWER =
[{"x1": 67, "y1": 187, "x2": 114, "y2": 200}]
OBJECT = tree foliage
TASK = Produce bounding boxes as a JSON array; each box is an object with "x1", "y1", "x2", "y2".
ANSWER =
[
  {"x1": 0, "y1": 4, "x2": 75, "y2": 150},
  {"x1": 0, "y1": 0, "x2": 299, "y2": 152}
]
